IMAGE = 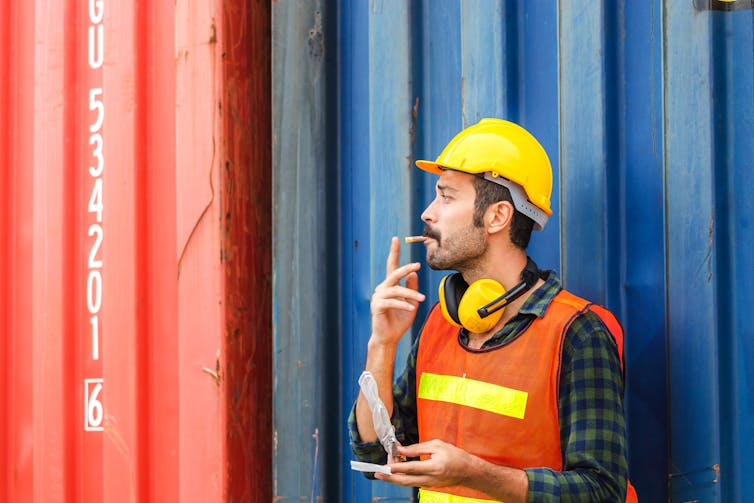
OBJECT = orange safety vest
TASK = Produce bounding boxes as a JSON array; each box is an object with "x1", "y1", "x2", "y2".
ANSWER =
[{"x1": 416, "y1": 290, "x2": 638, "y2": 503}]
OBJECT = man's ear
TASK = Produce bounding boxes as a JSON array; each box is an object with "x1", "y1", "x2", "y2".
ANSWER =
[{"x1": 486, "y1": 201, "x2": 515, "y2": 235}]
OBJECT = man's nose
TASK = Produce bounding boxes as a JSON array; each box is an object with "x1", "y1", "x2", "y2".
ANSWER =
[{"x1": 421, "y1": 198, "x2": 436, "y2": 223}]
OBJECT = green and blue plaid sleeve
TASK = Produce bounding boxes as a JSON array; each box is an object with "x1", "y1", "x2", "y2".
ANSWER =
[
  {"x1": 348, "y1": 335, "x2": 421, "y2": 465},
  {"x1": 525, "y1": 310, "x2": 629, "y2": 501}
]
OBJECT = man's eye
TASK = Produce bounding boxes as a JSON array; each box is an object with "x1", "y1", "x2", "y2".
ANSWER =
[{"x1": 440, "y1": 192, "x2": 450, "y2": 201}]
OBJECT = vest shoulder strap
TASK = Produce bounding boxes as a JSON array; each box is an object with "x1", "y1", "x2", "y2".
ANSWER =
[{"x1": 553, "y1": 289, "x2": 626, "y2": 373}]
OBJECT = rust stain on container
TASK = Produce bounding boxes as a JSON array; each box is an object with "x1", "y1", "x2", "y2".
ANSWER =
[{"x1": 221, "y1": 0, "x2": 272, "y2": 500}]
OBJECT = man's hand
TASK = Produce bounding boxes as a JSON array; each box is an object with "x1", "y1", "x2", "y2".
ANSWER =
[
  {"x1": 370, "y1": 236, "x2": 425, "y2": 346},
  {"x1": 375, "y1": 439, "x2": 472, "y2": 488},
  {"x1": 375, "y1": 439, "x2": 529, "y2": 503}
]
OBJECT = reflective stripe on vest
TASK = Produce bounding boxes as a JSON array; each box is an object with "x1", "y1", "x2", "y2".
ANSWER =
[
  {"x1": 419, "y1": 488, "x2": 498, "y2": 503},
  {"x1": 418, "y1": 372, "x2": 528, "y2": 420}
]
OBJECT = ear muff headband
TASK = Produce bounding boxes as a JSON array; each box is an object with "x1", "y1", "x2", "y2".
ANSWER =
[{"x1": 438, "y1": 257, "x2": 540, "y2": 334}]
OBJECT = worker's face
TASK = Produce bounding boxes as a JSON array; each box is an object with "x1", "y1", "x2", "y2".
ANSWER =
[{"x1": 420, "y1": 170, "x2": 486, "y2": 271}]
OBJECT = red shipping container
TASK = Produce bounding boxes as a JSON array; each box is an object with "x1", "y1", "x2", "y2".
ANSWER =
[{"x1": 0, "y1": 1, "x2": 272, "y2": 502}]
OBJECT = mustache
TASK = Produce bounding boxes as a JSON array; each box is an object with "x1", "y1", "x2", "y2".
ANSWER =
[{"x1": 422, "y1": 224, "x2": 441, "y2": 244}]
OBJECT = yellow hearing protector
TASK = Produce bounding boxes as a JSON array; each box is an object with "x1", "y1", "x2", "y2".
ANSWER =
[{"x1": 438, "y1": 258, "x2": 540, "y2": 334}]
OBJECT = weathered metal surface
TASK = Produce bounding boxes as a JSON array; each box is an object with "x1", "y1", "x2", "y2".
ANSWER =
[
  {"x1": 175, "y1": 1, "x2": 224, "y2": 500},
  {"x1": 665, "y1": 6, "x2": 754, "y2": 502},
  {"x1": 4, "y1": 1, "x2": 753, "y2": 502},
  {"x1": 1, "y1": 1, "x2": 271, "y2": 501},
  {"x1": 714, "y1": 8, "x2": 754, "y2": 501},
  {"x1": 326, "y1": 2, "x2": 751, "y2": 502},
  {"x1": 620, "y1": 2, "x2": 669, "y2": 500},
  {"x1": 665, "y1": 3, "x2": 720, "y2": 501},
  {"x1": 271, "y1": 1, "x2": 337, "y2": 500},
  {"x1": 220, "y1": 0, "x2": 273, "y2": 501},
  {"x1": 559, "y1": 0, "x2": 609, "y2": 300}
]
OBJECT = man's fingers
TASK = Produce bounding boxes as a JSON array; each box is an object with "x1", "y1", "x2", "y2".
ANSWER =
[
  {"x1": 374, "y1": 472, "x2": 428, "y2": 487},
  {"x1": 373, "y1": 298, "x2": 419, "y2": 313},
  {"x1": 405, "y1": 271, "x2": 419, "y2": 292},
  {"x1": 374, "y1": 471, "x2": 431, "y2": 487},
  {"x1": 397, "y1": 440, "x2": 438, "y2": 458},
  {"x1": 377, "y1": 262, "x2": 421, "y2": 290},
  {"x1": 374, "y1": 285, "x2": 425, "y2": 304},
  {"x1": 385, "y1": 236, "x2": 401, "y2": 276},
  {"x1": 377, "y1": 458, "x2": 440, "y2": 487},
  {"x1": 386, "y1": 459, "x2": 428, "y2": 475}
]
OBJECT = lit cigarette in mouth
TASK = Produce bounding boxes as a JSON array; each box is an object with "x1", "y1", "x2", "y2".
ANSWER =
[{"x1": 404, "y1": 236, "x2": 427, "y2": 243}]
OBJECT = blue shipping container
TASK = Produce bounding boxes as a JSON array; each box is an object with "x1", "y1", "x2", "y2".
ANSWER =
[{"x1": 272, "y1": 1, "x2": 754, "y2": 502}]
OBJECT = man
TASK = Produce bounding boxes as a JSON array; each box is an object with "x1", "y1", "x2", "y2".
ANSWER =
[{"x1": 349, "y1": 119, "x2": 636, "y2": 502}]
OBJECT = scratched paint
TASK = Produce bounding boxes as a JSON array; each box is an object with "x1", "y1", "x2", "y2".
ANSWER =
[
  {"x1": 272, "y1": 0, "x2": 338, "y2": 501},
  {"x1": 1, "y1": 0, "x2": 271, "y2": 502},
  {"x1": 2, "y1": 2, "x2": 753, "y2": 503},
  {"x1": 331, "y1": 2, "x2": 752, "y2": 503}
]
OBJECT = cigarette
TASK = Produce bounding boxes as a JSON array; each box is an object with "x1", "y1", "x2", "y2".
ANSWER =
[{"x1": 404, "y1": 236, "x2": 427, "y2": 243}]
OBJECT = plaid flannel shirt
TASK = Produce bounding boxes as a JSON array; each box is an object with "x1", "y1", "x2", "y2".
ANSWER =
[{"x1": 348, "y1": 271, "x2": 629, "y2": 502}]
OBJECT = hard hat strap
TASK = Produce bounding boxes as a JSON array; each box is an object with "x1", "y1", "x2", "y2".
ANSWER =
[{"x1": 482, "y1": 172, "x2": 548, "y2": 230}]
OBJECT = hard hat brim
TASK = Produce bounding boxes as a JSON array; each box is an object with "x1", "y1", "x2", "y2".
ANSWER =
[{"x1": 415, "y1": 159, "x2": 443, "y2": 175}]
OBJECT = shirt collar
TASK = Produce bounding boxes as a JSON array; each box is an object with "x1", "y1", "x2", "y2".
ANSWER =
[{"x1": 517, "y1": 270, "x2": 562, "y2": 318}]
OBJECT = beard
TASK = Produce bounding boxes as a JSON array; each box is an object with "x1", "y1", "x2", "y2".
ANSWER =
[{"x1": 424, "y1": 222, "x2": 487, "y2": 271}]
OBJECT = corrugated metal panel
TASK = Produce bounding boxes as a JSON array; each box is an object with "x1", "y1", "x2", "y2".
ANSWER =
[
  {"x1": 620, "y1": 2, "x2": 668, "y2": 500},
  {"x1": 1, "y1": 1, "x2": 271, "y2": 502},
  {"x1": 665, "y1": 3, "x2": 720, "y2": 501},
  {"x1": 219, "y1": 1, "x2": 273, "y2": 500},
  {"x1": 271, "y1": 1, "x2": 338, "y2": 501},
  {"x1": 271, "y1": 1, "x2": 751, "y2": 502},
  {"x1": 559, "y1": 1, "x2": 610, "y2": 299},
  {"x1": 666, "y1": 5, "x2": 754, "y2": 502},
  {"x1": 716, "y1": 7, "x2": 754, "y2": 502}
]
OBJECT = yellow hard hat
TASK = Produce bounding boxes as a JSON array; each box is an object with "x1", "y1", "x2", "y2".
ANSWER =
[{"x1": 416, "y1": 118, "x2": 553, "y2": 230}]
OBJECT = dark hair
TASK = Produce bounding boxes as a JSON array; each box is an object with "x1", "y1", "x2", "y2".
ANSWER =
[{"x1": 472, "y1": 176, "x2": 534, "y2": 250}]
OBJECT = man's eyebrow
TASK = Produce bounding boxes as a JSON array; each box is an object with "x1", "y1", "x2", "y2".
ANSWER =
[{"x1": 436, "y1": 183, "x2": 459, "y2": 193}]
